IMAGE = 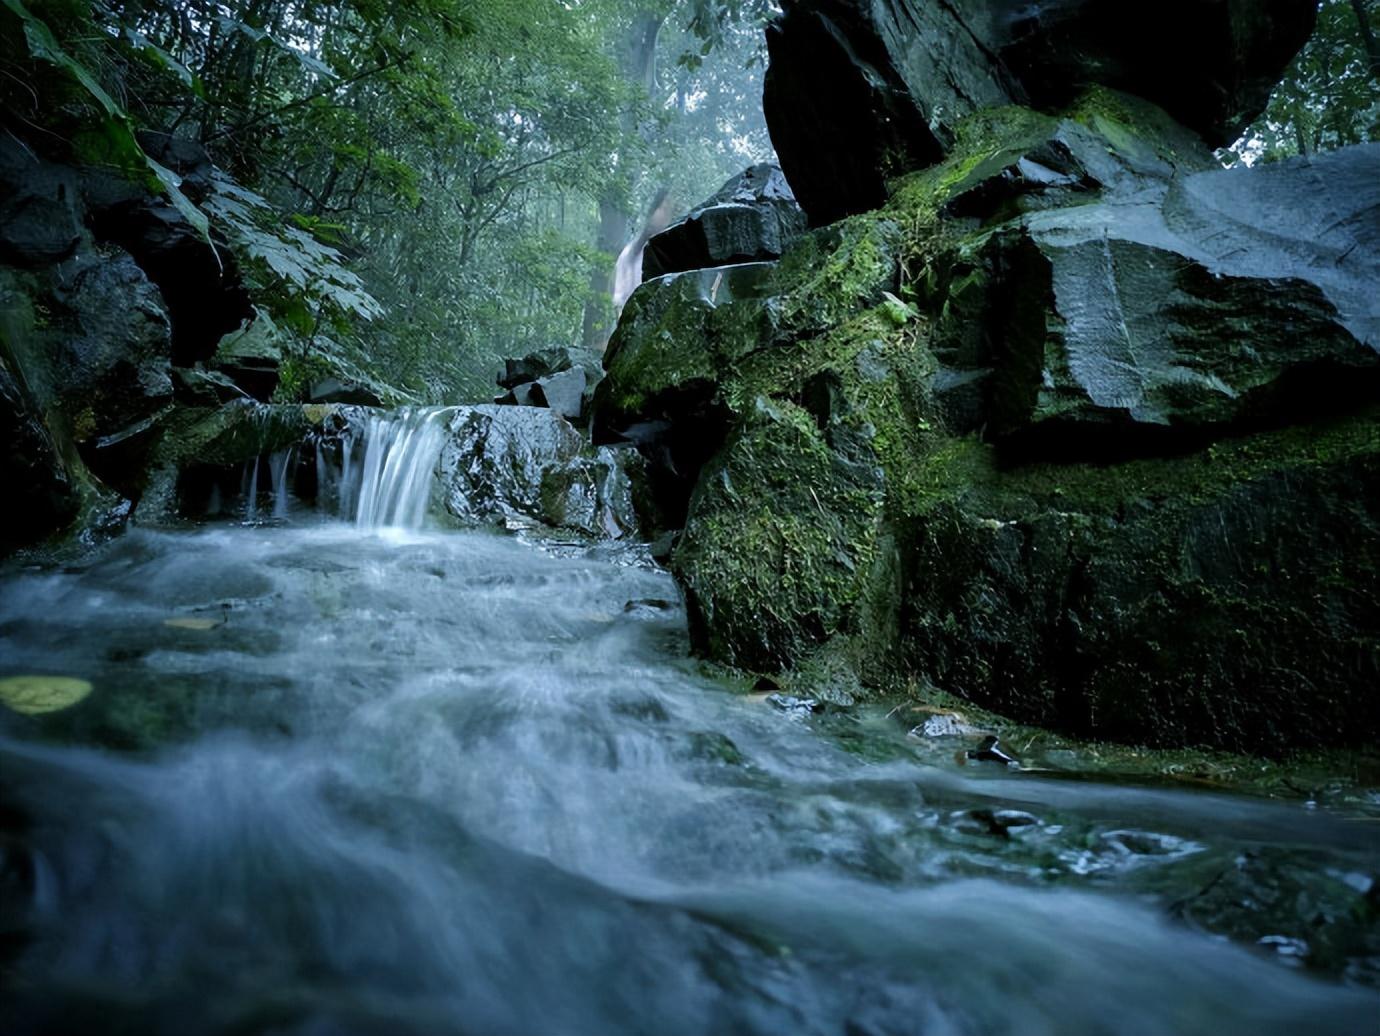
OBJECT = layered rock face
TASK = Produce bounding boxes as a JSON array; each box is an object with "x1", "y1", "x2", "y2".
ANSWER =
[
  {"x1": 764, "y1": 0, "x2": 1318, "y2": 224},
  {"x1": 642, "y1": 164, "x2": 807, "y2": 278},
  {"x1": 0, "y1": 132, "x2": 272, "y2": 551},
  {"x1": 597, "y1": 3, "x2": 1380, "y2": 752}
]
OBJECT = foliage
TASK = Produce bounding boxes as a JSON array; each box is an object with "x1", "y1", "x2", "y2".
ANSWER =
[
  {"x1": 1227, "y1": 0, "x2": 1380, "y2": 163},
  {"x1": 1, "y1": 0, "x2": 776, "y2": 400}
]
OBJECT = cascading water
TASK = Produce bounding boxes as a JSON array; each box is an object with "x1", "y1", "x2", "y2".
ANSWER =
[
  {"x1": 351, "y1": 407, "x2": 454, "y2": 530},
  {"x1": 2, "y1": 406, "x2": 1378, "y2": 1034}
]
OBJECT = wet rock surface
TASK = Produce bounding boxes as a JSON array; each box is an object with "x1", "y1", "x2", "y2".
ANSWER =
[
  {"x1": 764, "y1": 0, "x2": 1318, "y2": 224},
  {"x1": 642, "y1": 164, "x2": 807, "y2": 279},
  {"x1": 595, "y1": 82, "x2": 1380, "y2": 750},
  {"x1": 439, "y1": 405, "x2": 641, "y2": 538}
]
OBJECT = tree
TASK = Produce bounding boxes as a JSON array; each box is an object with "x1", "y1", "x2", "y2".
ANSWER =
[{"x1": 1228, "y1": 0, "x2": 1380, "y2": 163}]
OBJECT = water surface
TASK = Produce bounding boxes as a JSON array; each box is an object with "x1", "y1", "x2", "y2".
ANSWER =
[{"x1": 1, "y1": 521, "x2": 1376, "y2": 1035}]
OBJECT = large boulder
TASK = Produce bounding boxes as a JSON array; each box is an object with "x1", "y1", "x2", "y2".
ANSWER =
[
  {"x1": 439, "y1": 406, "x2": 641, "y2": 538},
  {"x1": 642, "y1": 164, "x2": 807, "y2": 279},
  {"x1": 924, "y1": 129, "x2": 1380, "y2": 449},
  {"x1": 763, "y1": 0, "x2": 1318, "y2": 224},
  {"x1": 0, "y1": 135, "x2": 82, "y2": 265},
  {"x1": 48, "y1": 249, "x2": 175, "y2": 442},
  {"x1": 89, "y1": 182, "x2": 251, "y2": 366},
  {"x1": 596, "y1": 92, "x2": 1380, "y2": 753}
]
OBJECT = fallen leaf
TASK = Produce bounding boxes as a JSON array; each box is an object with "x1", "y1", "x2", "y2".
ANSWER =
[
  {"x1": 0, "y1": 674, "x2": 94, "y2": 715},
  {"x1": 164, "y1": 617, "x2": 221, "y2": 630}
]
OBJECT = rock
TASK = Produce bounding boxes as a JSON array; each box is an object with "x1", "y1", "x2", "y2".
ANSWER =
[
  {"x1": 763, "y1": 0, "x2": 1317, "y2": 224},
  {"x1": 212, "y1": 314, "x2": 284, "y2": 401},
  {"x1": 498, "y1": 346, "x2": 576, "y2": 389},
  {"x1": 897, "y1": 420, "x2": 1380, "y2": 752},
  {"x1": 89, "y1": 195, "x2": 251, "y2": 366},
  {"x1": 951, "y1": 809, "x2": 1041, "y2": 837},
  {"x1": 494, "y1": 381, "x2": 542, "y2": 407},
  {"x1": 910, "y1": 713, "x2": 984, "y2": 739},
  {"x1": 0, "y1": 135, "x2": 82, "y2": 265},
  {"x1": 642, "y1": 164, "x2": 807, "y2": 279},
  {"x1": 538, "y1": 446, "x2": 640, "y2": 538},
  {"x1": 965, "y1": 735, "x2": 1019, "y2": 767},
  {"x1": 438, "y1": 406, "x2": 641, "y2": 537},
  {"x1": 134, "y1": 131, "x2": 215, "y2": 204},
  {"x1": 673, "y1": 398, "x2": 889, "y2": 671},
  {"x1": 599, "y1": 94, "x2": 1380, "y2": 753},
  {"x1": 927, "y1": 135, "x2": 1380, "y2": 450},
  {"x1": 765, "y1": 694, "x2": 819, "y2": 715},
  {"x1": 308, "y1": 377, "x2": 383, "y2": 407},
  {"x1": 49, "y1": 248, "x2": 174, "y2": 443},
  {"x1": 173, "y1": 367, "x2": 250, "y2": 406},
  {"x1": 0, "y1": 359, "x2": 81, "y2": 553},
  {"x1": 532, "y1": 366, "x2": 587, "y2": 420}
]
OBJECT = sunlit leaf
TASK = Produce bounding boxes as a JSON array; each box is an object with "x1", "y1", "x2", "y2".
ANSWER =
[{"x1": 0, "y1": 674, "x2": 94, "y2": 715}]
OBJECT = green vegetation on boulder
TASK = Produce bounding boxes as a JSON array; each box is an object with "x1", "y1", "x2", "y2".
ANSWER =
[{"x1": 594, "y1": 87, "x2": 1380, "y2": 753}]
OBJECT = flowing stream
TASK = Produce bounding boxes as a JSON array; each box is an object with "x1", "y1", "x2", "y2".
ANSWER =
[{"x1": 1, "y1": 418, "x2": 1378, "y2": 1035}]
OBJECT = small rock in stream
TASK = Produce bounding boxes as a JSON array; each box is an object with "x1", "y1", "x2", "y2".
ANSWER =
[
  {"x1": 951, "y1": 808, "x2": 1042, "y2": 839},
  {"x1": 765, "y1": 694, "x2": 819, "y2": 716},
  {"x1": 910, "y1": 713, "x2": 985, "y2": 739},
  {"x1": 964, "y1": 735, "x2": 1021, "y2": 768}
]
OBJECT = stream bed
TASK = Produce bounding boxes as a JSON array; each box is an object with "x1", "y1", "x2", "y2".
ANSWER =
[{"x1": 2, "y1": 519, "x2": 1378, "y2": 1035}]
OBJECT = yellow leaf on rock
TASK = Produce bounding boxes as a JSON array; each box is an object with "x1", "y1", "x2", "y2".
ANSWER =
[
  {"x1": 164, "y1": 617, "x2": 221, "y2": 630},
  {"x1": 0, "y1": 674, "x2": 94, "y2": 715}
]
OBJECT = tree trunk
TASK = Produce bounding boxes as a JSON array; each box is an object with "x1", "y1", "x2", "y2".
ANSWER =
[{"x1": 1349, "y1": 0, "x2": 1380, "y2": 82}]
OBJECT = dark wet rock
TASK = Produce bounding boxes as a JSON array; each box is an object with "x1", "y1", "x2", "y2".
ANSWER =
[
  {"x1": 494, "y1": 381, "x2": 542, "y2": 407},
  {"x1": 173, "y1": 367, "x2": 251, "y2": 406},
  {"x1": 211, "y1": 314, "x2": 284, "y2": 401},
  {"x1": 763, "y1": 0, "x2": 1317, "y2": 223},
  {"x1": 89, "y1": 197, "x2": 251, "y2": 367},
  {"x1": 597, "y1": 91, "x2": 1380, "y2": 752},
  {"x1": 952, "y1": 809, "x2": 1040, "y2": 837},
  {"x1": 0, "y1": 359, "x2": 81, "y2": 553},
  {"x1": 1172, "y1": 848, "x2": 1380, "y2": 982},
  {"x1": 966, "y1": 736, "x2": 1019, "y2": 767},
  {"x1": 0, "y1": 135, "x2": 82, "y2": 265},
  {"x1": 308, "y1": 377, "x2": 382, "y2": 407},
  {"x1": 498, "y1": 346, "x2": 577, "y2": 389},
  {"x1": 648, "y1": 530, "x2": 678, "y2": 564},
  {"x1": 134, "y1": 131, "x2": 215, "y2": 204},
  {"x1": 533, "y1": 367, "x2": 587, "y2": 421},
  {"x1": 642, "y1": 164, "x2": 807, "y2": 279},
  {"x1": 674, "y1": 398, "x2": 888, "y2": 672},
  {"x1": 930, "y1": 141, "x2": 1380, "y2": 450},
  {"x1": 438, "y1": 406, "x2": 641, "y2": 538},
  {"x1": 47, "y1": 250, "x2": 174, "y2": 442},
  {"x1": 538, "y1": 447, "x2": 640, "y2": 538}
]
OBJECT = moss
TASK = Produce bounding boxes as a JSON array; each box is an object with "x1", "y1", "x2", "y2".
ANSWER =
[
  {"x1": 1060, "y1": 86, "x2": 1217, "y2": 171},
  {"x1": 674, "y1": 398, "x2": 887, "y2": 670}
]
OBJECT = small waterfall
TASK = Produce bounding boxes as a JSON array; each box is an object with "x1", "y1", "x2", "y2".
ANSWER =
[
  {"x1": 242, "y1": 456, "x2": 261, "y2": 522},
  {"x1": 353, "y1": 408, "x2": 453, "y2": 530},
  {"x1": 269, "y1": 448, "x2": 296, "y2": 519}
]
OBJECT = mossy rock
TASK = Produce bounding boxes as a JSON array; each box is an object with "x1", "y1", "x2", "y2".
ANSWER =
[{"x1": 673, "y1": 398, "x2": 890, "y2": 671}]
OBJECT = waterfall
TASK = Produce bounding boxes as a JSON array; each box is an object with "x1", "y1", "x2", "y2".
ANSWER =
[
  {"x1": 352, "y1": 407, "x2": 453, "y2": 530},
  {"x1": 269, "y1": 448, "x2": 296, "y2": 519}
]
